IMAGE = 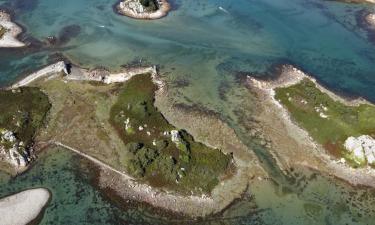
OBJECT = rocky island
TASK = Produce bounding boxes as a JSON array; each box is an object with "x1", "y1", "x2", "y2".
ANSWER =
[
  {"x1": 0, "y1": 11, "x2": 25, "y2": 48},
  {"x1": 116, "y1": 0, "x2": 171, "y2": 20}
]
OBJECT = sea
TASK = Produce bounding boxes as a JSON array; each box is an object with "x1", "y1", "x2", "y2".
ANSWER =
[{"x1": 0, "y1": 0, "x2": 375, "y2": 224}]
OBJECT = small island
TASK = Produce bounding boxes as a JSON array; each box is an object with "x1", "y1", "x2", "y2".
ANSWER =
[
  {"x1": 248, "y1": 65, "x2": 375, "y2": 187},
  {"x1": 249, "y1": 65, "x2": 375, "y2": 167},
  {"x1": 0, "y1": 188, "x2": 50, "y2": 225},
  {"x1": 0, "y1": 61, "x2": 257, "y2": 217},
  {"x1": 116, "y1": 0, "x2": 171, "y2": 20},
  {"x1": 0, "y1": 11, "x2": 25, "y2": 48}
]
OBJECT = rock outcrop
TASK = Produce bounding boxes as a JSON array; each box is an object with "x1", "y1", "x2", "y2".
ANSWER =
[
  {"x1": 0, "y1": 129, "x2": 31, "y2": 167},
  {"x1": 344, "y1": 135, "x2": 375, "y2": 165}
]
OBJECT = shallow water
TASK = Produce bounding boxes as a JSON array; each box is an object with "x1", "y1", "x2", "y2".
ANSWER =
[{"x1": 0, "y1": 0, "x2": 375, "y2": 224}]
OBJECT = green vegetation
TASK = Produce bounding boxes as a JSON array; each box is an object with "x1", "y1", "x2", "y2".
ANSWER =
[
  {"x1": 110, "y1": 74, "x2": 231, "y2": 194},
  {"x1": 275, "y1": 79, "x2": 375, "y2": 166},
  {"x1": 139, "y1": 0, "x2": 159, "y2": 11},
  {"x1": 0, "y1": 88, "x2": 51, "y2": 153},
  {"x1": 0, "y1": 26, "x2": 7, "y2": 39}
]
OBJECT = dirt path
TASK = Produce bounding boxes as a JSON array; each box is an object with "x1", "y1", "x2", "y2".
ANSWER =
[{"x1": 54, "y1": 141, "x2": 135, "y2": 181}]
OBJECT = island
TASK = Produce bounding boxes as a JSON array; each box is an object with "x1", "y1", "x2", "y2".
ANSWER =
[
  {"x1": 0, "y1": 11, "x2": 25, "y2": 48},
  {"x1": 116, "y1": 0, "x2": 171, "y2": 20},
  {"x1": 0, "y1": 188, "x2": 50, "y2": 225},
  {"x1": 247, "y1": 65, "x2": 375, "y2": 187},
  {"x1": 0, "y1": 61, "x2": 263, "y2": 217}
]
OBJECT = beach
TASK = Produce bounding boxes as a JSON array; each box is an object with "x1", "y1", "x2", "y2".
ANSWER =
[{"x1": 0, "y1": 188, "x2": 50, "y2": 225}]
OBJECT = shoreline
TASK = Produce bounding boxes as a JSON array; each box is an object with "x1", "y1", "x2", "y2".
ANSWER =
[
  {"x1": 115, "y1": 0, "x2": 171, "y2": 20},
  {"x1": 0, "y1": 188, "x2": 51, "y2": 225},
  {"x1": 0, "y1": 10, "x2": 25, "y2": 48},
  {"x1": 247, "y1": 64, "x2": 375, "y2": 188}
]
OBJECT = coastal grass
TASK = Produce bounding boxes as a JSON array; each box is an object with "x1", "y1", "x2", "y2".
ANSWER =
[
  {"x1": 0, "y1": 88, "x2": 51, "y2": 151},
  {"x1": 110, "y1": 74, "x2": 231, "y2": 194},
  {"x1": 275, "y1": 79, "x2": 375, "y2": 166}
]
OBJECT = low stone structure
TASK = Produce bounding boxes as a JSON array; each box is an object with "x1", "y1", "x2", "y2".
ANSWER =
[
  {"x1": 12, "y1": 61, "x2": 68, "y2": 88},
  {"x1": 116, "y1": 0, "x2": 171, "y2": 20}
]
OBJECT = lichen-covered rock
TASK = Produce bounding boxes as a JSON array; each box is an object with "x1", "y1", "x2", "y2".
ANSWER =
[{"x1": 344, "y1": 135, "x2": 375, "y2": 165}]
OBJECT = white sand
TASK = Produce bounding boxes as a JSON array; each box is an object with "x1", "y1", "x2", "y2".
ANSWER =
[
  {"x1": 0, "y1": 188, "x2": 50, "y2": 225},
  {"x1": 0, "y1": 11, "x2": 25, "y2": 48}
]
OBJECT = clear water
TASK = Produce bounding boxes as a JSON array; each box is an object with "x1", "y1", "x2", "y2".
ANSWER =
[{"x1": 0, "y1": 0, "x2": 375, "y2": 224}]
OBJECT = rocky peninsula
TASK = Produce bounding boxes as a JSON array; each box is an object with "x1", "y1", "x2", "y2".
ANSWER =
[
  {"x1": 247, "y1": 65, "x2": 375, "y2": 188},
  {"x1": 116, "y1": 0, "x2": 171, "y2": 20},
  {"x1": 0, "y1": 188, "x2": 50, "y2": 225},
  {"x1": 0, "y1": 11, "x2": 25, "y2": 48}
]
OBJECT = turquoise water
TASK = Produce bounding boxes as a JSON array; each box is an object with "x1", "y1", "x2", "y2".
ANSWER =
[{"x1": 0, "y1": 0, "x2": 375, "y2": 224}]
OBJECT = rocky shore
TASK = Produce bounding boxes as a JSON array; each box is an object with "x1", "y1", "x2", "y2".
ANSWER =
[
  {"x1": 65, "y1": 63, "x2": 159, "y2": 85},
  {"x1": 116, "y1": 0, "x2": 171, "y2": 20},
  {"x1": 0, "y1": 11, "x2": 25, "y2": 48},
  {"x1": 0, "y1": 188, "x2": 50, "y2": 225},
  {"x1": 247, "y1": 65, "x2": 375, "y2": 188}
]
